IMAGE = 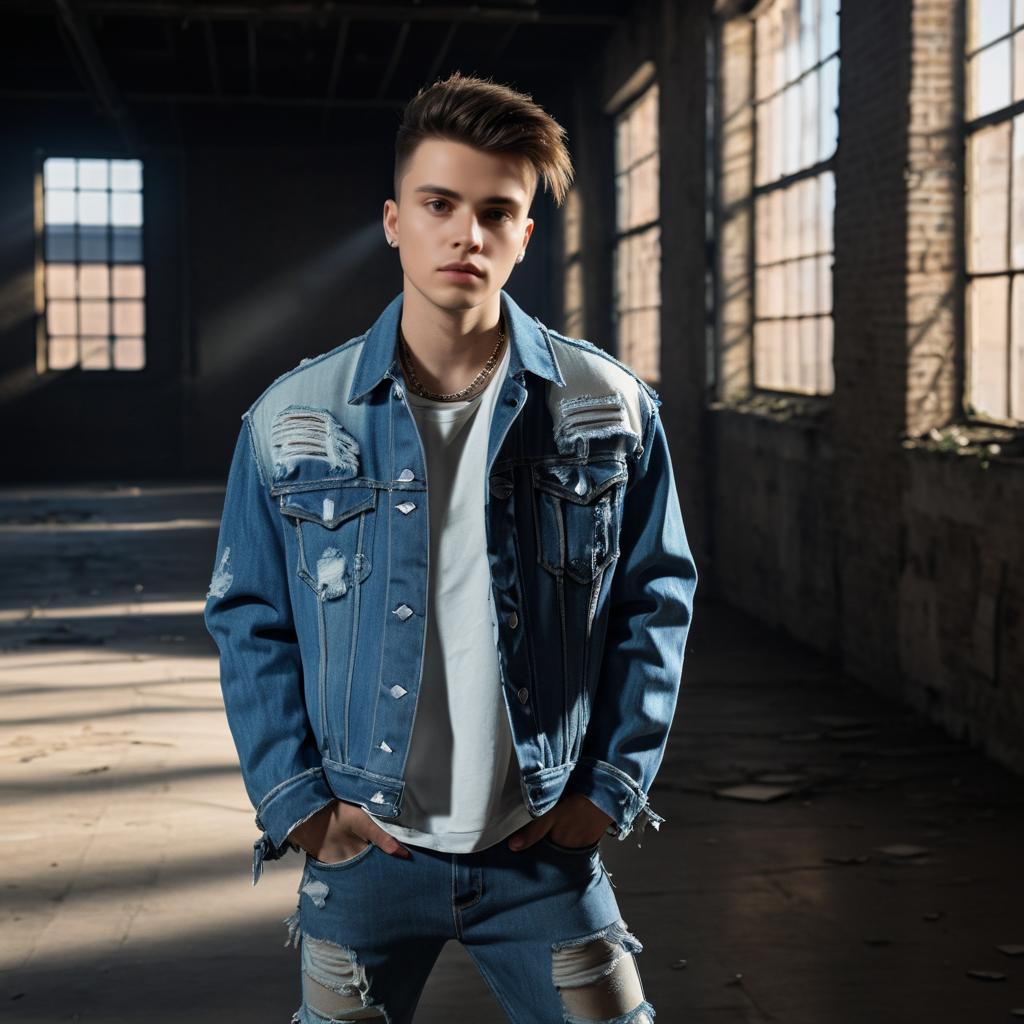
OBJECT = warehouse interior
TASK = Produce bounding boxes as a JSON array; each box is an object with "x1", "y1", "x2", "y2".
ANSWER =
[{"x1": 1, "y1": 1, "x2": 1023, "y2": 1021}]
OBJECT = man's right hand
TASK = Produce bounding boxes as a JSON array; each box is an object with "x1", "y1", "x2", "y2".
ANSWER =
[{"x1": 287, "y1": 799, "x2": 412, "y2": 863}]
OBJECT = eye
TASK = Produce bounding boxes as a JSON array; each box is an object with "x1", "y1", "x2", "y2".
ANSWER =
[
  {"x1": 488, "y1": 209, "x2": 512, "y2": 222},
  {"x1": 427, "y1": 199, "x2": 449, "y2": 213}
]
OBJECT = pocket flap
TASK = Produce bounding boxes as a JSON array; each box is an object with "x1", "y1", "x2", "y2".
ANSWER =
[
  {"x1": 278, "y1": 485, "x2": 377, "y2": 527},
  {"x1": 531, "y1": 460, "x2": 627, "y2": 505}
]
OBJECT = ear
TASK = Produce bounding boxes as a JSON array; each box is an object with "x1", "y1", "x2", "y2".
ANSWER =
[
  {"x1": 383, "y1": 198, "x2": 397, "y2": 236},
  {"x1": 521, "y1": 218, "x2": 535, "y2": 250}
]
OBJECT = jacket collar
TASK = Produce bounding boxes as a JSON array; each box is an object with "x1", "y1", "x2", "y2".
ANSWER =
[{"x1": 347, "y1": 287, "x2": 565, "y2": 404}]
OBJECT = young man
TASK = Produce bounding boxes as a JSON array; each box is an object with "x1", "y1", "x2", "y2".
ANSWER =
[{"x1": 204, "y1": 71, "x2": 697, "y2": 1024}]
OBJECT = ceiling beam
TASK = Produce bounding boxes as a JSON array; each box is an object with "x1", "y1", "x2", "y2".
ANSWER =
[
  {"x1": 0, "y1": 1, "x2": 627, "y2": 27},
  {"x1": 203, "y1": 16, "x2": 223, "y2": 98},
  {"x1": 422, "y1": 18, "x2": 460, "y2": 88},
  {"x1": 376, "y1": 19, "x2": 410, "y2": 100},
  {"x1": 53, "y1": 0, "x2": 140, "y2": 149}
]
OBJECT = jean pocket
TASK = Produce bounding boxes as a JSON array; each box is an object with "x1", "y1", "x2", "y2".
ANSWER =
[
  {"x1": 304, "y1": 841, "x2": 376, "y2": 870},
  {"x1": 539, "y1": 834, "x2": 602, "y2": 855}
]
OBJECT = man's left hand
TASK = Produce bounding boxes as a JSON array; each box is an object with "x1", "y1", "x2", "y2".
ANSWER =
[{"x1": 507, "y1": 791, "x2": 614, "y2": 851}]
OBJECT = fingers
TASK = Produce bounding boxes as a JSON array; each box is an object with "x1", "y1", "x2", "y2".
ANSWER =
[
  {"x1": 508, "y1": 820, "x2": 549, "y2": 851},
  {"x1": 338, "y1": 803, "x2": 411, "y2": 859}
]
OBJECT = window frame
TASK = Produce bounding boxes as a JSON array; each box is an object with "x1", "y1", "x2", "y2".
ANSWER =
[{"x1": 34, "y1": 149, "x2": 149, "y2": 378}]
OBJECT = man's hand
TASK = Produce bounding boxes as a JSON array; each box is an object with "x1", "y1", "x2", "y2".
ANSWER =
[
  {"x1": 506, "y1": 791, "x2": 614, "y2": 851},
  {"x1": 287, "y1": 799, "x2": 412, "y2": 862}
]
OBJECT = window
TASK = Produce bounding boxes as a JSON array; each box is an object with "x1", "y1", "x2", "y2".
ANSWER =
[
  {"x1": 964, "y1": 0, "x2": 1024, "y2": 423},
  {"x1": 612, "y1": 81, "x2": 660, "y2": 386},
  {"x1": 562, "y1": 186, "x2": 584, "y2": 338},
  {"x1": 752, "y1": 0, "x2": 839, "y2": 394},
  {"x1": 39, "y1": 157, "x2": 146, "y2": 372}
]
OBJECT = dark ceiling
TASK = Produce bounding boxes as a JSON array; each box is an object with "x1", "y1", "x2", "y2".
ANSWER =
[{"x1": 0, "y1": 1, "x2": 634, "y2": 148}]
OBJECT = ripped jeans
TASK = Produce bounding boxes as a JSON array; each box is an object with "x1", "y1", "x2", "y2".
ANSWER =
[{"x1": 283, "y1": 832, "x2": 656, "y2": 1024}]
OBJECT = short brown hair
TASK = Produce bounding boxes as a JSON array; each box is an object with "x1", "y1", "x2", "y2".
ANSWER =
[{"x1": 394, "y1": 71, "x2": 574, "y2": 209}]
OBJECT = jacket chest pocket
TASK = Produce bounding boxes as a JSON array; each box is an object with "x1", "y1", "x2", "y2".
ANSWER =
[
  {"x1": 531, "y1": 460, "x2": 628, "y2": 585},
  {"x1": 277, "y1": 484, "x2": 377, "y2": 598}
]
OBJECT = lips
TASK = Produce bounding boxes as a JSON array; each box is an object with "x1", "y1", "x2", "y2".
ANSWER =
[{"x1": 440, "y1": 264, "x2": 483, "y2": 277}]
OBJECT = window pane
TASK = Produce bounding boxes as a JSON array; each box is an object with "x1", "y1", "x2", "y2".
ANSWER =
[
  {"x1": 1012, "y1": 275, "x2": 1024, "y2": 417},
  {"x1": 818, "y1": 169, "x2": 835, "y2": 252},
  {"x1": 631, "y1": 153, "x2": 659, "y2": 228},
  {"x1": 113, "y1": 299, "x2": 144, "y2": 336},
  {"x1": 968, "y1": 274, "x2": 1010, "y2": 418},
  {"x1": 800, "y1": 70, "x2": 818, "y2": 169},
  {"x1": 1013, "y1": 115, "x2": 1024, "y2": 267},
  {"x1": 1015, "y1": 30, "x2": 1024, "y2": 101},
  {"x1": 111, "y1": 191, "x2": 143, "y2": 227},
  {"x1": 784, "y1": 82, "x2": 801, "y2": 175},
  {"x1": 110, "y1": 159, "x2": 142, "y2": 191},
  {"x1": 113, "y1": 337, "x2": 146, "y2": 370},
  {"x1": 971, "y1": 40, "x2": 1012, "y2": 118},
  {"x1": 818, "y1": 55, "x2": 839, "y2": 161},
  {"x1": 800, "y1": 0, "x2": 819, "y2": 72},
  {"x1": 80, "y1": 300, "x2": 110, "y2": 335},
  {"x1": 968, "y1": 121, "x2": 1011, "y2": 273},
  {"x1": 46, "y1": 300, "x2": 76, "y2": 335},
  {"x1": 48, "y1": 337, "x2": 78, "y2": 369},
  {"x1": 112, "y1": 227, "x2": 142, "y2": 263},
  {"x1": 973, "y1": 0, "x2": 1012, "y2": 49},
  {"x1": 79, "y1": 226, "x2": 109, "y2": 262},
  {"x1": 79, "y1": 265, "x2": 109, "y2": 299},
  {"x1": 78, "y1": 190, "x2": 109, "y2": 226},
  {"x1": 43, "y1": 158, "x2": 76, "y2": 190},
  {"x1": 78, "y1": 159, "x2": 109, "y2": 190},
  {"x1": 44, "y1": 190, "x2": 75, "y2": 224},
  {"x1": 820, "y1": 0, "x2": 839, "y2": 57},
  {"x1": 818, "y1": 253, "x2": 833, "y2": 314},
  {"x1": 564, "y1": 187, "x2": 581, "y2": 258},
  {"x1": 45, "y1": 226, "x2": 75, "y2": 261},
  {"x1": 818, "y1": 316, "x2": 834, "y2": 392},
  {"x1": 80, "y1": 338, "x2": 111, "y2": 370},
  {"x1": 45, "y1": 264, "x2": 76, "y2": 299},
  {"x1": 112, "y1": 265, "x2": 145, "y2": 298}
]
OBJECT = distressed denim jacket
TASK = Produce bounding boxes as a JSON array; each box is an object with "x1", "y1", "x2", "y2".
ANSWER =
[{"x1": 203, "y1": 288, "x2": 698, "y2": 884}]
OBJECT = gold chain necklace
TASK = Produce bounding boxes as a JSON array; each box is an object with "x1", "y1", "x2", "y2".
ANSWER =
[{"x1": 399, "y1": 316, "x2": 505, "y2": 402}]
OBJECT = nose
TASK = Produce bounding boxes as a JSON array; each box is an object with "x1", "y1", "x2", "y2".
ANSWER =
[{"x1": 452, "y1": 211, "x2": 484, "y2": 251}]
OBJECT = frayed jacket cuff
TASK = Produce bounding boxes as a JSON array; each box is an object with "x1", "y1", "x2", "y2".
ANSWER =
[
  {"x1": 568, "y1": 756, "x2": 665, "y2": 845},
  {"x1": 251, "y1": 766, "x2": 336, "y2": 885}
]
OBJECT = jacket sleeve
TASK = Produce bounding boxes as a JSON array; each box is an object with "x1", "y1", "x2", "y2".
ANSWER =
[
  {"x1": 203, "y1": 416, "x2": 337, "y2": 884},
  {"x1": 569, "y1": 383, "x2": 698, "y2": 843}
]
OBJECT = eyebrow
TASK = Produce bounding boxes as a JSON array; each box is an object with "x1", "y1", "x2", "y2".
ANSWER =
[{"x1": 413, "y1": 184, "x2": 522, "y2": 209}]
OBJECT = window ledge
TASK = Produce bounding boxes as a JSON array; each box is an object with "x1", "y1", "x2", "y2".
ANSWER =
[
  {"x1": 902, "y1": 423, "x2": 1024, "y2": 468},
  {"x1": 709, "y1": 392, "x2": 831, "y2": 428}
]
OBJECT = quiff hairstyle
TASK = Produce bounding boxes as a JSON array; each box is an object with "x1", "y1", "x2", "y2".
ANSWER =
[{"x1": 394, "y1": 71, "x2": 574, "y2": 209}]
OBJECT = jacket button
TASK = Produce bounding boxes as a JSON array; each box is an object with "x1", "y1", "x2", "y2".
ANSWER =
[
  {"x1": 396, "y1": 500, "x2": 416, "y2": 514},
  {"x1": 393, "y1": 604, "x2": 414, "y2": 620},
  {"x1": 517, "y1": 686, "x2": 529, "y2": 704},
  {"x1": 507, "y1": 611, "x2": 519, "y2": 629},
  {"x1": 397, "y1": 468, "x2": 415, "y2": 482},
  {"x1": 393, "y1": 385, "x2": 404, "y2": 399}
]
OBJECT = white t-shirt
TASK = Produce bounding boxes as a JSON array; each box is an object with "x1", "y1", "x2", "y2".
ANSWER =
[{"x1": 370, "y1": 336, "x2": 534, "y2": 852}]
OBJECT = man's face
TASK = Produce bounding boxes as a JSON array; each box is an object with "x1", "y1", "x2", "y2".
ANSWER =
[{"x1": 385, "y1": 137, "x2": 535, "y2": 309}]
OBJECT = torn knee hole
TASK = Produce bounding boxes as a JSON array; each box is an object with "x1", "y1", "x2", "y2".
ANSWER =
[
  {"x1": 552, "y1": 919, "x2": 654, "y2": 1023},
  {"x1": 301, "y1": 934, "x2": 388, "y2": 1021}
]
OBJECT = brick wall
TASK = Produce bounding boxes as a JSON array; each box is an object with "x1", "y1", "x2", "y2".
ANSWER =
[{"x1": 575, "y1": 0, "x2": 1024, "y2": 775}]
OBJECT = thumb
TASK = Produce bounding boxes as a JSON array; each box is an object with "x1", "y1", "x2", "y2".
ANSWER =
[
  {"x1": 356, "y1": 818, "x2": 412, "y2": 859},
  {"x1": 508, "y1": 818, "x2": 550, "y2": 851}
]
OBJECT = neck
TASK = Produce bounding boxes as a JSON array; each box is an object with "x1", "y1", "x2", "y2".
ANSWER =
[{"x1": 398, "y1": 282, "x2": 503, "y2": 395}]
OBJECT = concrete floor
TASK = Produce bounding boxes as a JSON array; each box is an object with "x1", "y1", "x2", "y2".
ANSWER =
[{"x1": 1, "y1": 482, "x2": 1023, "y2": 1024}]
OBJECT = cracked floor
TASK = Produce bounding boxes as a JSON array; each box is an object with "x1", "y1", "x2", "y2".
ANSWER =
[{"x1": 1, "y1": 482, "x2": 1023, "y2": 1023}]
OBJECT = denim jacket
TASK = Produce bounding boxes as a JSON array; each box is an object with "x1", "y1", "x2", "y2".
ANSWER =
[{"x1": 203, "y1": 288, "x2": 698, "y2": 884}]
